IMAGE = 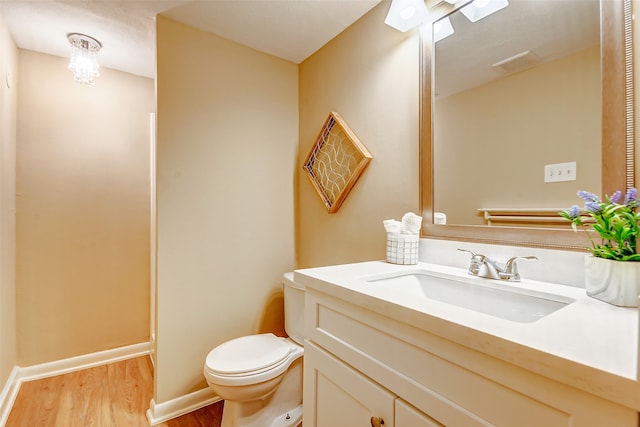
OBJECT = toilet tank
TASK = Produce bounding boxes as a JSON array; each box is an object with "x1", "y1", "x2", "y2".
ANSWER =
[{"x1": 283, "y1": 272, "x2": 305, "y2": 345}]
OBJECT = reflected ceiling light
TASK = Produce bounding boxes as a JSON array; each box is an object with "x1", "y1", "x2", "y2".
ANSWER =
[
  {"x1": 384, "y1": 0, "x2": 429, "y2": 32},
  {"x1": 67, "y1": 33, "x2": 102, "y2": 85},
  {"x1": 433, "y1": 17, "x2": 454, "y2": 42},
  {"x1": 460, "y1": 0, "x2": 509, "y2": 22}
]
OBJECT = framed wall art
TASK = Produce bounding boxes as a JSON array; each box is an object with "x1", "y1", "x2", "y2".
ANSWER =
[{"x1": 303, "y1": 112, "x2": 372, "y2": 213}]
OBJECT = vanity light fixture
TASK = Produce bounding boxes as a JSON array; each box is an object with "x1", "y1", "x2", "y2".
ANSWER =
[
  {"x1": 433, "y1": 16, "x2": 455, "y2": 42},
  {"x1": 67, "y1": 33, "x2": 102, "y2": 85},
  {"x1": 460, "y1": 0, "x2": 509, "y2": 22},
  {"x1": 384, "y1": 0, "x2": 429, "y2": 32}
]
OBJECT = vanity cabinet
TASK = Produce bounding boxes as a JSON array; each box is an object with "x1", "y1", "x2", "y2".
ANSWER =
[
  {"x1": 396, "y1": 399, "x2": 444, "y2": 427},
  {"x1": 302, "y1": 288, "x2": 638, "y2": 427},
  {"x1": 304, "y1": 340, "x2": 442, "y2": 427},
  {"x1": 304, "y1": 341, "x2": 395, "y2": 426}
]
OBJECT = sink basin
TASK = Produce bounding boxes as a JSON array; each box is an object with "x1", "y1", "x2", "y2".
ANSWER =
[{"x1": 365, "y1": 270, "x2": 574, "y2": 323}]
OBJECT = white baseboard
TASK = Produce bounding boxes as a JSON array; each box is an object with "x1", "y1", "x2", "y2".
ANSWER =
[
  {"x1": 0, "y1": 366, "x2": 21, "y2": 427},
  {"x1": 146, "y1": 387, "x2": 221, "y2": 426},
  {"x1": 0, "y1": 342, "x2": 150, "y2": 426},
  {"x1": 19, "y1": 341, "x2": 150, "y2": 382}
]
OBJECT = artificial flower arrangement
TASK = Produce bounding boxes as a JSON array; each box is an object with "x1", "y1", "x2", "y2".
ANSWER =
[{"x1": 559, "y1": 188, "x2": 640, "y2": 261}]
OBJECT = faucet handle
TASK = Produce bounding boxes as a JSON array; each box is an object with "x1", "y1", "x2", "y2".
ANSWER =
[
  {"x1": 457, "y1": 248, "x2": 484, "y2": 274},
  {"x1": 458, "y1": 248, "x2": 500, "y2": 279},
  {"x1": 502, "y1": 256, "x2": 538, "y2": 281},
  {"x1": 457, "y1": 248, "x2": 478, "y2": 257}
]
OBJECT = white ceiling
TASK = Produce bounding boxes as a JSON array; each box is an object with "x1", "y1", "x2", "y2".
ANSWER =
[{"x1": 0, "y1": 0, "x2": 383, "y2": 79}]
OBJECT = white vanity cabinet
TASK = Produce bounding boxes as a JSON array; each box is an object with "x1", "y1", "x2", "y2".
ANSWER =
[
  {"x1": 304, "y1": 340, "x2": 442, "y2": 427},
  {"x1": 304, "y1": 341, "x2": 395, "y2": 427},
  {"x1": 396, "y1": 399, "x2": 444, "y2": 427},
  {"x1": 302, "y1": 287, "x2": 638, "y2": 427}
]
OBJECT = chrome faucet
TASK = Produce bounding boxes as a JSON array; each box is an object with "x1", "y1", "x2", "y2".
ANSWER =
[{"x1": 458, "y1": 249, "x2": 537, "y2": 282}]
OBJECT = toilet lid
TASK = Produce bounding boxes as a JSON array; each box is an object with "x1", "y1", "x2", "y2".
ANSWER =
[{"x1": 205, "y1": 333, "x2": 292, "y2": 376}]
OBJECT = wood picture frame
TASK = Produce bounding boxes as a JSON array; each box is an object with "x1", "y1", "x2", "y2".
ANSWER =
[{"x1": 303, "y1": 112, "x2": 372, "y2": 213}]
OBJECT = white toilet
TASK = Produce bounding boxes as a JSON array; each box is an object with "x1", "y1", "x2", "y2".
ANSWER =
[{"x1": 203, "y1": 272, "x2": 305, "y2": 427}]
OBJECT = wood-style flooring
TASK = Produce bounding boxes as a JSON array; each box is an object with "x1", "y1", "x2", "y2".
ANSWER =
[{"x1": 6, "y1": 356, "x2": 223, "y2": 427}]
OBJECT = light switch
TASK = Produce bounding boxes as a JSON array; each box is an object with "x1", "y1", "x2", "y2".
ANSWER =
[{"x1": 544, "y1": 162, "x2": 577, "y2": 183}]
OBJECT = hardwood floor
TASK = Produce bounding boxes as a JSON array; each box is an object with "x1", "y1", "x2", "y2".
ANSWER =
[{"x1": 6, "y1": 356, "x2": 224, "y2": 427}]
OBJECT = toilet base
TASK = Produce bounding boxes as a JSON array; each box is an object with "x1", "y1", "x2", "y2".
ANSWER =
[
  {"x1": 219, "y1": 357, "x2": 303, "y2": 427},
  {"x1": 222, "y1": 401, "x2": 302, "y2": 427},
  {"x1": 270, "y1": 404, "x2": 302, "y2": 427}
]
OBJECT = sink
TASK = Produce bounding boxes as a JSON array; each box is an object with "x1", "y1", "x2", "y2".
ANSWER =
[{"x1": 365, "y1": 270, "x2": 574, "y2": 323}]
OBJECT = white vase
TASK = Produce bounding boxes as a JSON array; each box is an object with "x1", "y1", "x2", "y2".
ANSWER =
[{"x1": 584, "y1": 256, "x2": 640, "y2": 307}]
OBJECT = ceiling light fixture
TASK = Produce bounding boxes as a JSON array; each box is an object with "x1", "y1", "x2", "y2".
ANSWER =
[
  {"x1": 384, "y1": 0, "x2": 429, "y2": 32},
  {"x1": 460, "y1": 0, "x2": 509, "y2": 22},
  {"x1": 67, "y1": 33, "x2": 102, "y2": 85},
  {"x1": 433, "y1": 16, "x2": 455, "y2": 42}
]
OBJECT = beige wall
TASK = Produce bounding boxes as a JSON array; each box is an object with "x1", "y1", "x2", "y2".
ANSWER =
[
  {"x1": 155, "y1": 16, "x2": 297, "y2": 403},
  {"x1": 16, "y1": 50, "x2": 153, "y2": 366},
  {"x1": 434, "y1": 46, "x2": 601, "y2": 225},
  {"x1": 0, "y1": 4, "x2": 18, "y2": 385},
  {"x1": 297, "y1": 0, "x2": 420, "y2": 268}
]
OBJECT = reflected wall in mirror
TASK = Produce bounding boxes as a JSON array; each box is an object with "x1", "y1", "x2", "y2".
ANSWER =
[
  {"x1": 434, "y1": 0, "x2": 600, "y2": 226},
  {"x1": 421, "y1": 0, "x2": 634, "y2": 249}
]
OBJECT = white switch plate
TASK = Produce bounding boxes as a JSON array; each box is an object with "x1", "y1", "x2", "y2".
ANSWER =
[{"x1": 544, "y1": 162, "x2": 577, "y2": 183}]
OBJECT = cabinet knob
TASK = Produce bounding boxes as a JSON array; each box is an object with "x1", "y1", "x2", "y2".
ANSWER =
[{"x1": 370, "y1": 416, "x2": 384, "y2": 427}]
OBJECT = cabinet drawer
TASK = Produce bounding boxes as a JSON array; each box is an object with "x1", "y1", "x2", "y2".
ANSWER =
[
  {"x1": 396, "y1": 399, "x2": 444, "y2": 427},
  {"x1": 303, "y1": 341, "x2": 395, "y2": 427}
]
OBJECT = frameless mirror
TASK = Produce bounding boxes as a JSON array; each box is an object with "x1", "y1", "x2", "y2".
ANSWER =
[{"x1": 421, "y1": 0, "x2": 634, "y2": 249}]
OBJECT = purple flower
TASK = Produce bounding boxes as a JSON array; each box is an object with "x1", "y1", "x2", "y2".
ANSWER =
[
  {"x1": 585, "y1": 201, "x2": 602, "y2": 213},
  {"x1": 568, "y1": 205, "x2": 580, "y2": 219},
  {"x1": 577, "y1": 190, "x2": 599, "y2": 203},
  {"x1": 625, "y1": 187, "x2": 637, "y2": 205},
  {"x1": 609, "y1": 190, "x2": 623, "y2": 204}
]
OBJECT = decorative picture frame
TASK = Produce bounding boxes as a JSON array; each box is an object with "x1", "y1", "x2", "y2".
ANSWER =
[{"x1": 303, "y1": 112, "x2": 372, "y2": 213}]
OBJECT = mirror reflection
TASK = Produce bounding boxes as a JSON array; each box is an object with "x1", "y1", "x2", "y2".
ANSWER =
[{"x1": 432, "y1": 0, "x2": 601, "y2": 227}]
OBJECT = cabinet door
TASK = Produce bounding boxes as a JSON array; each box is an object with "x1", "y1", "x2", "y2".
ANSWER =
[
  {"x1": 304, "y1": 341, "x2": 395, "y2": 427},
  {"x1": 396, "y1": 399, "x2": 444, "y2": 427}
]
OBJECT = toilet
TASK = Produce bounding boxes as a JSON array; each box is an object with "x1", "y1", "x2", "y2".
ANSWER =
[{"x1": 203, "y1": 272, "x2": 305, "y2": 427}]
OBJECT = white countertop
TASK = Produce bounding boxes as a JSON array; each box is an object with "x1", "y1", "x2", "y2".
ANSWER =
[{"x1": 295, "y1": 260, "x2": 640, "y2": 410}]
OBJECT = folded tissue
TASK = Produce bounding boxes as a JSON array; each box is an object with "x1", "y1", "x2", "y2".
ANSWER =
[
  {"x1": 434, "y1": 211, "x2": 447, "y2": 225},
  {"x1": 384, "y1": 212, "x2": 422, "y2": 265}
]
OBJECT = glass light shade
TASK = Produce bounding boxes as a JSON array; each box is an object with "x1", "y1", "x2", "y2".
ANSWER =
[
  {"x1": 460, "y1": 0, "x2": 509, "y2": 22},
  {"x1": 433, "y1": 17, "x2": 454, "y2": 42},
  {"x1": 67, "y1": 33, "x2": 102, "y2": 85},
  {"x1": 384, "y1": 0, "x2": 429, "y2": 32}
]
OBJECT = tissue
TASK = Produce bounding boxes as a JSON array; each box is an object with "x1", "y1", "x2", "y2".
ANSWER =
[
  {"x1": 383, "y1": 219, "x2": 402, "y2": 233},
  {"x1": 434, "y1": 212, "x2": 447, "y2": 224},
  {"x1": 401, "y1": 212, "x2": 422, "y2": 235}
]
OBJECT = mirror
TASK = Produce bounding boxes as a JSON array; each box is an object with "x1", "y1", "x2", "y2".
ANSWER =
[{"x1": 420, "y1": 0, "x2": 634, "y2": 249}]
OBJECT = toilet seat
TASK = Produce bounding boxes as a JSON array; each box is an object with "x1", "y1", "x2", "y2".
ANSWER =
[{"x1": 204, "y1": 333, "x2": 296, "y2": 386}]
